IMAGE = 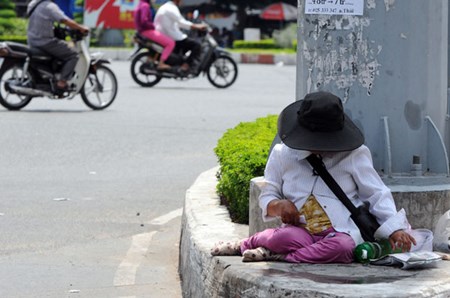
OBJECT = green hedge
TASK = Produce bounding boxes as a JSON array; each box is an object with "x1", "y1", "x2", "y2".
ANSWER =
[
  {"x1": 0, "y1": 10, "x2": 15, "y2": 18},
  {"x1": 0, "y1": 35, "x2": 27, "y2": 44},
  {"x1": 74, "y1": 0, "x2": 84, "y2": 23},
  {"x1": 0, "y1": 0, "x2": 15, "y2": 12},
  {"x1": 0, "y1": 18, "x2": 27, "y2": 36},
  {"x1": 233, "y1": 39, "x2": 281, "y2": 50},
  {"x1": 214, "y1": 115, "x2": 278, "y2": 224}
]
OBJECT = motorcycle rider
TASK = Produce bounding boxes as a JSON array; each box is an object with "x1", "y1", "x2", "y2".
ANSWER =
[
  {"x1": 134, "y1": 0, "x2": 175, "y2": 71},
  {"x1": 27, "y1": 0, "x2": 89, "y2": 91},
  {"x1": 154, "y1": 0, "x2": 207, "y2": 74}
]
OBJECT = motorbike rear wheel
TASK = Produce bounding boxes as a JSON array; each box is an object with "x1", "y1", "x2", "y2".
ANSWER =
[
  {"x1": 130, "y1": 52, "x2": 162, "y2": 87},
  {"x1": 0, "y1": 64, "x2": 33, "y2": 110},
  {"x1": 207, "y1": 56, "x2": 238, "y2": 88},
  {"x1": 80, "y1": 65, "x2": 118, "y2": 110}
]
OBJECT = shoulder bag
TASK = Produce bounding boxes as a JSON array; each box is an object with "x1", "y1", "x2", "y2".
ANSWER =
[{"x1": 306, "y1": 154, "x2": 380, "y2": 242}]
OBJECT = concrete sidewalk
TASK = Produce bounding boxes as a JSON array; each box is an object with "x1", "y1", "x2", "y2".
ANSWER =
[
  {"x1": 94, "y1": 47, "x2": 297, "y2": 65},
  {"x1": 179, "y1": 167, "x2": 450, "y2": 298}
]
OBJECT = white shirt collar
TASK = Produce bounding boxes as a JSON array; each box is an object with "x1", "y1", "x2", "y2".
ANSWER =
[{"x1": 283, "y1": 144, "x2": 311, "y2": 161}]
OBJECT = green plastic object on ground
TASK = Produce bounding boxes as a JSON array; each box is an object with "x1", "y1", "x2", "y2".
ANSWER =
[{"x1": 354, "y1": 239, "x2": 403, "y2": 263}]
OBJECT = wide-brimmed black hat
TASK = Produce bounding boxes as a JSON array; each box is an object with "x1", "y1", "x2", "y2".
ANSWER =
[{"x1": 278, "y1": 91, "x2": 364, "y2": 152}]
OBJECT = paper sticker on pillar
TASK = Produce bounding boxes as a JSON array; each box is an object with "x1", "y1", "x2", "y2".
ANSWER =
[
  {"x1": 301, "y1": 13, "x2": 381, "y2": 99},
  {"x1": 305, "y1": 0, "x2": 364, "y2": 16}
]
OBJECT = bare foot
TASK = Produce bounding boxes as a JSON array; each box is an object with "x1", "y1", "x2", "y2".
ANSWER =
[
  {"x1": 180, "y1": 63, "x2": 189, "y2": 72},
  {"x1": 157, "y1": 62, "x2": 171, "y2": 70},
  {"x1": 56, "y1": 80, "x2": 68, "y2": 89}
]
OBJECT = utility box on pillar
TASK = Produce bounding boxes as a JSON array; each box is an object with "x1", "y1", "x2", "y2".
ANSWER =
[{"x1": 296, "y1": 0, "x2": 450, "y2": 230}]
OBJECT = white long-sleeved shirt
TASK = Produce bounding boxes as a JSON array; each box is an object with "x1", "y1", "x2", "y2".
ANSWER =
[
  {"x1": 154, "y1": 1, "x2": 193, "y2": 41},
  {"x1": 259, "y1": 143, "x2": 410, "y2": 245}
]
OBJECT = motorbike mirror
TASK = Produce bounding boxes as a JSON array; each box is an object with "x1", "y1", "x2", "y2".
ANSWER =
[{"x1": 193, "y1": 10, "x2": 199, "y2": 20}]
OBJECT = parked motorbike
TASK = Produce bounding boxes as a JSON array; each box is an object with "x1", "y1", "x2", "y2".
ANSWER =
[
  {"x1": 0, "y1": 28, "x2": 118, "y2": 111},
  {"x1": 129, "y1": 24, "x2": 238, "y2": 89}
]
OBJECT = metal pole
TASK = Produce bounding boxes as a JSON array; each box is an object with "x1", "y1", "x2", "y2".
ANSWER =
[{"x1": 297, "y1": 0, "x2": 449, "y2": 180}]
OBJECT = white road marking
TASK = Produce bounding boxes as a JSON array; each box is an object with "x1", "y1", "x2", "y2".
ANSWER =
[
  {"x1": 113, "y1": 208, "x2": 183, "y2": 289},
  {"x1": 149, "y1": 208, "x2": 183, "y2": 225},
  {"x1": 113, "y1": 232, "x2": 156, "y2": 287}
]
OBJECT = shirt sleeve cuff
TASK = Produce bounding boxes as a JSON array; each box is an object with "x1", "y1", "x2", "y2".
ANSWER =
[
  {"x1": 259, "y1": 196, "x2": 278, "y2": 222},
  {"x1": 374, "y1": 208, "x2": 410, "y2": 240},
  {"x1": 179, "y1": 19, "x2": 193, "y2": 30}
]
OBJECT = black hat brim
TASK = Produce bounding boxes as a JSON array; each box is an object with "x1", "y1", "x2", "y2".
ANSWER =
[{"x1": 278, "y1": 100, "x2": 364, "y2": 152}]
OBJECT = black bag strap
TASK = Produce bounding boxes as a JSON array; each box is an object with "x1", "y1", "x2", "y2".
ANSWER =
[
  {"x1": 27, "y1": 0, "x2": 47, "y2": 18},
  {"x1": 306, "y1": 154, "x2": 359, "y2": 215},
  {"x1": 306, "y1": 153, "x2": 380, "y2": 242}
]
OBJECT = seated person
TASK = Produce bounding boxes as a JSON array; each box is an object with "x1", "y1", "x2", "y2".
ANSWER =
[
  {"x1": 27, "y1": 0, "x2": 89, "y2": 91},
  {"x1": 134, "y1": 0, "x2": 175, "y2": 71},
  {"x1": 212, "y1": 91, "x2": 420, "y2": 263}
]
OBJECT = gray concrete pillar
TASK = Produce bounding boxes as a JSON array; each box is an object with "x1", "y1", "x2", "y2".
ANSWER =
[
  {"x1": 293, "y1": 0, "x2": 450, "y2": 230},
  {"x1": 296, "y1": 0, "x2": 449, "y2": 179}
]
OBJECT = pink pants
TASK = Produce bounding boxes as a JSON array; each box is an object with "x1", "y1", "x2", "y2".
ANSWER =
[
  {"x1": 241, "y1": 226, "x2": 355, "y2": 263},
  {"x1": 140, "y1": 29, "x2": 175, "y2": 62}
]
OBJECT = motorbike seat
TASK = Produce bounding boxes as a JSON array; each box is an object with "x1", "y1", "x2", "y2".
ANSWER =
[
  {"x1": 134, "y1": 32, "x2": 164, "y2": 53},
  {"x1": 5, "y1": 42, "x2": 52, "y2": 61},
  {"x1": 28, "y1": 47, "x2": 53, "y2": 62},
  {"x1": 5, "y1": 42, "x2": 30, "y2": 53},
  {"x1": 3, "y1": 42, "x2": 30, "y2": 59}
]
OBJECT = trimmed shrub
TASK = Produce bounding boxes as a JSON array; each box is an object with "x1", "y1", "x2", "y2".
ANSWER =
[
  {"x1": 214, "y1": 115, "x2": 278, "y2": 224},
  {"x1": 0, "y1": 0, "x2": 15, "y2": 9},
  {"x1": 233, "y1": 39, "x2": 281, "y2": 50},
  {"x1": 74, "y1": 0, "x2": 84, "y2": 24},
  {"x1": 0, "y1": 19, "x2": 15, "y2": 35},
  {"x1": 0, "y1": 18, "x2": 27, "y2": 36},
  {"x1": 0, "y1": 35, "x2": 27, "y2": 44},
  {"x1": 0, "y1": 0, "x2": 16, "y2": 19},
  {"x1": 0, "y1": 10, "x2": 16, "y2": 18}
]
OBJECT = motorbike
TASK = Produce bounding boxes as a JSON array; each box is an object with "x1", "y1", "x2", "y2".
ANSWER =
[
  {"x1": 0, "y1": 28, "x2": 118, "y2": 111},
  {"x1": 129, "y1": 24, "x2": 238, "y2": 89}
]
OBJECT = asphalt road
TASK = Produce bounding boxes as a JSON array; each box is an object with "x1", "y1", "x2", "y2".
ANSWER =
[{"x1": 0, "y1": 60, "x2": 296, "y2": 297}]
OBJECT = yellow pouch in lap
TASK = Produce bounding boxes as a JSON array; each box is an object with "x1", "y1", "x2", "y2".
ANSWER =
[{"x1": 299, "y1": 194, "x2": 332, "y2": 234}]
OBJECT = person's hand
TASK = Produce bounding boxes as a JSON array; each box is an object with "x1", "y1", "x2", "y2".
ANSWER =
[
  {"x1": 63, "y1": 19, "x2": 89, "y2": 35},
  {"x1": 193, "y1": 23, "x2": 207, "y2": 31},
  {"x1": 278, "y1": 200, "x2": 300, "y2": 226},
  {"x1": 389, "y1": 230, "x2": 416, "y2": 252},
  {"x1": 79, "y1": 25, "x2": 89, "y2": 35}
]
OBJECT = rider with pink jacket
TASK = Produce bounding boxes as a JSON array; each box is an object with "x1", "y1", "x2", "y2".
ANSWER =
[{"x1": 134, "y1": 0, "x2": 174, "y2": 70}]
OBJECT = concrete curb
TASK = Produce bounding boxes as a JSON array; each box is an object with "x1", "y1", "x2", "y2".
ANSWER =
[
  {"x1": 94, "y1": 48, "x2": 297, "y2": 65},
  {"x1": 179, "y1": 167, "x2": 450, "y2": 298}
]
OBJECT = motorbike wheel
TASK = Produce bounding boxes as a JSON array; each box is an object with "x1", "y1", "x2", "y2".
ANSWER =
[
  {"x1": 80, "y1": 65, "x2": 118, "y2": 110},
  {"x1": 207, "y1": 56, "x2": 238, "y2": 89},
  {"x1": 130, "y1": 52, "x2": 162, "y2": 87},
  {"x1": 0, "y1": 64, "x2": 33, "y2": 110}
]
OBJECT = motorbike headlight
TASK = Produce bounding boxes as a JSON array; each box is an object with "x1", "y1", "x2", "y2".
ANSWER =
[{"x1": 0, "y1": 42, "x2": 9, "y2": 57}]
